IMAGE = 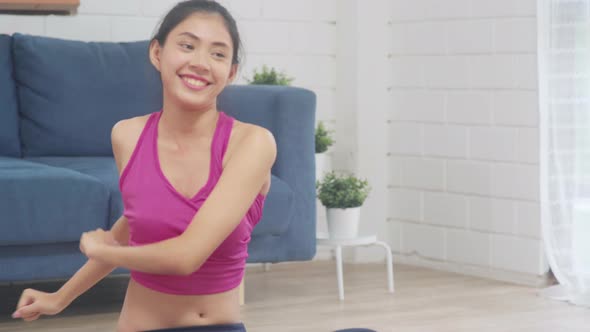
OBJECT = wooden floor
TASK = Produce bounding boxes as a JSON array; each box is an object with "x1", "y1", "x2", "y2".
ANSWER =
[{"x1": 0, "y1": 261, "x2": 589, "y2": 332}]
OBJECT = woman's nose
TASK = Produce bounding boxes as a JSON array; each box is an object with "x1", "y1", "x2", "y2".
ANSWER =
[{"x1": 189, "y1": 52, "x2": 210, "y2": 72}]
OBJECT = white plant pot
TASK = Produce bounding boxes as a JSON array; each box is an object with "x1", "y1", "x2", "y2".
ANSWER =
[
  {"x1": 326, "y1": 207, "x2": 361, "y2": 240},
  {"x1": 315, "y1": 152, "x2": 332, "y2": 181}
]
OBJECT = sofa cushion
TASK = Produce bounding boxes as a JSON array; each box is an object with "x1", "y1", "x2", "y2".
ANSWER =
[
  {"x1": 25, "y1": 156, "x2": 123, "y2": 228},
  {"x1": 253, "y1": 175, "x2": 295, "y2": 236},
  {"x1": 0, "y1": 34, "x2": 21, "y2": 157},
  {"x1": 0, "y1": 157, "x2": 110, "y2": 245},
  {"x1": 0, "y1": 243, "x2": 89, "y2": 282},
  {"x1": 12, "y1": 33, "x2": 163, "y2": 157}
]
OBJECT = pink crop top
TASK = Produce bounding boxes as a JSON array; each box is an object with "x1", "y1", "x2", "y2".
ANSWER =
[{"x1": 118, "y1": 110, "x2": 266, "y2": 295}]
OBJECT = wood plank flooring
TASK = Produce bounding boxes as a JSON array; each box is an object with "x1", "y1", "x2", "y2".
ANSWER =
[{"x1": 0, "y1": 261, "x2": 589, "y2": 332}]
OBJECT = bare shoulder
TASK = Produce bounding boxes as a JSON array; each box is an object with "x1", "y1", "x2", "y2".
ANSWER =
[
  {"x1": 224, "y1": 120, "x2": 275, "y2": 196},
  {"x1": 230, "y1": 120, "x2": 276, "y2": 156},
  {"x1": 111, "y1": 114, "x2": 152, "y2": 174}
]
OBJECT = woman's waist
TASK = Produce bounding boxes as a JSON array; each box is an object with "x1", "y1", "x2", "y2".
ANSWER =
[{"x1": 126, "y1": 277, "x2": 241, "y2": 325}]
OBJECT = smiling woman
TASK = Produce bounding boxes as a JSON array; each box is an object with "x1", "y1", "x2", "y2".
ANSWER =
[{"x1": 11, "y1": 1, "x2": 276, "y2": 332}]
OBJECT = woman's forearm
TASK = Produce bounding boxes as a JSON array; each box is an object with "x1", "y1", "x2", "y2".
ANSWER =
[
  {"x1": 58, "y1": 215, "x2": 130, "y2": 307},
  {"x1": 55, "y1": 259, "x2": 117, "y2": 307},
  {"x1": 93, "y1": 236, "x2": 190, "y2": 275}
]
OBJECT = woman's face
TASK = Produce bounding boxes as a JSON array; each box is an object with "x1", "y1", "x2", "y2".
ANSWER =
[{"x1": 150, "y1": 12, "x2": 237, "y2": 111}]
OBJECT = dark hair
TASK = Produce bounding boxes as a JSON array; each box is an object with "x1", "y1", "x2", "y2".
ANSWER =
[{"x1": 152, "y1": 0, "x2": 242, "y2": 65}]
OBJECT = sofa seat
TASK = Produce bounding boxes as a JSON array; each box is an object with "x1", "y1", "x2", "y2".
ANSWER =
[
  {"x1": 26, "y1": 156, "x2": 122, "y2": 228},
  {"x1": 0, "y1": 157, "x2": 110, "y2": 246}
]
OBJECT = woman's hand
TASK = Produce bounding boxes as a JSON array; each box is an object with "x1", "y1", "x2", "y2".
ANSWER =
[
  {"x1": 79, "y1": 228, "x2": 119, "y2": 260},
  {"x1": 12, "y1": 288, "x2": 66, "y2": 321}
]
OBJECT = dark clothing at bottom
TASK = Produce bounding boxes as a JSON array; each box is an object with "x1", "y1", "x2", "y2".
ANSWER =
[{"x1": 144, "y1": 323, "x2": 246, "y2": 332}]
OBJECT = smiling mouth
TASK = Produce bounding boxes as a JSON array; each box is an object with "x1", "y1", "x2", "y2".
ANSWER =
[{"x1": 179, "y1": 75, "x2": 212, "y2": 90}]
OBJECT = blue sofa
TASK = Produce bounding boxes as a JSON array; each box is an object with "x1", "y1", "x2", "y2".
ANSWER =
[{"x1": 0, "y1": 33, "x2": 316, "y2": 283}]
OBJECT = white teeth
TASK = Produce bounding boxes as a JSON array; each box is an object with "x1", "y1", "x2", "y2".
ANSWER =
[{"x1": 183, "y1": 77, "x2": 207, "y2": 87}]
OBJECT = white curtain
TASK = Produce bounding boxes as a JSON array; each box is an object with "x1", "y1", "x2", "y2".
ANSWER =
[{"x1": 538, "y1": 0, "x2": 590, "y2": 307}]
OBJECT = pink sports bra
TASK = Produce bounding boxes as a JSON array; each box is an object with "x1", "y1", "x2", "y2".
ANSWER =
[{"x1": 118, "y1": 110, "x2": 266, "y2": 295}]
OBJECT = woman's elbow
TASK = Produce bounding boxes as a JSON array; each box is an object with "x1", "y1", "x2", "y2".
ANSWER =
[{"x1": 175, "y1": 260, "x2": 202, "y2": 276}]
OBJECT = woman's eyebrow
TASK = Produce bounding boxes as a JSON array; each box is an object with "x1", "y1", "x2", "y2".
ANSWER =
[{"x1": 178, "y1": 32, "x2": 230, "y2": 49}]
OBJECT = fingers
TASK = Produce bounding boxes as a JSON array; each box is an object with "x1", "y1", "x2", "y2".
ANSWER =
[
  {"x1": 16, "y1": 288, "x2": 34, "y2": 310},
  {"x1": 80, "y1": 232, "x2": 90, "y2": 253},
  {"x1": 23, "y1": 313, "x2": 41, "y2": 322},
  {"x1": 22, "y1": 308, "x2": 41, "y2": 322},
  {"x1": 17, "y1": 302, "x2": 40, "y2": 318},
  {"x1": 79, "y1": 235, "x2": 85, "y2": 254},
  {"x1": 12, "y1": 303, "x2": 40, "y2": 320}
]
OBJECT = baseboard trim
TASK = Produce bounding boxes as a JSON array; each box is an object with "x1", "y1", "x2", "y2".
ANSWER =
[{"x1": 393, "y1": 253, "x2": 554, "y2": 288}]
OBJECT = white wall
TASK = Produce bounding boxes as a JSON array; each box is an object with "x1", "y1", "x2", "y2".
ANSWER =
[
  {"x1": 385, "y1": 0, "x2": 548, "y2": 285},
  {"x1": 0, "y1": 0, "x2": 337, "y2": 126}
]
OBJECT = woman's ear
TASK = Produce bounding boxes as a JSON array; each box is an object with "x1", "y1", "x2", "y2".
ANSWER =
[
  {"x1": 227, "y1": 64, "x2": 238, "y2": 83},
  {"x1": 149, "y1": 40, "x2": 162, "y2": 72}
]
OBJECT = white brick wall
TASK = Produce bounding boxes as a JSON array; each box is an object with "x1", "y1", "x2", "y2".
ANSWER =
[
  {"x1": 387, "y1": 0, "x2": 547, "y2": 278},
  {"x1": 423, "y1": 124, "x2": 468, "y2": 158},
  {"x1": 423, "y1": 192, "x2": 468, "y2": 228},
  {"x1": 0, "y1": 16, "x2": 44, "y2": 35},
  {"x1": 447, "y1": 229, "x2": 490, "y2": 266},
  {"x1": 446, "y1": 91, "x2": 493, "y2": 124},
  {"x1": 0, "y1": 0, "x2": 337, "y2": 126},
  {"x1": 401, "y1": 222, "x2": 446, "y2": 260}
]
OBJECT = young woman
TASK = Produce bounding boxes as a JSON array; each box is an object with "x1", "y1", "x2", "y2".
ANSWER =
[{"x1": 12, "y1": 1, "x2": 275, "y2": 331}]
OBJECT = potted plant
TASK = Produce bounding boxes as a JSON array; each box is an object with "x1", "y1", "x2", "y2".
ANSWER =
[
  {"x1": 316, "y1": 171, "x2": 371, "y2": 239},
  {"x1": 315, "y1": 121, "x2": 334, "y2": 181},
  {"x1": 247, "y1": 65, "x2": 294, "y2": 85}
]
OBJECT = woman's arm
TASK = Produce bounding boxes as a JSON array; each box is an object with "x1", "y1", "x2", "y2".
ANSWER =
[
  {"x1": 52, "y1": 118, "x2": 138, "y2": 307},
  {"x1": 14, "y1": 119, "x2": 141, "y2": 320},
  {"x1": 57, "y1": 115, "x2": 141, "y2": 304},
  {"x1": 82, "y1": 127, "x2": 277, "y2": 275},
  {"x1": 56, "y1": 215, "x2": 128, "y2": 306},
  {"x1": 13, "y1": 215, "x2": 129, "y2": 320}
]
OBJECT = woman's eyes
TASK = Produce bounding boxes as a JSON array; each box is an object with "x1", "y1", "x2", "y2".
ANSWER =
[
  {"x1": 178, "y1": 43, "x2": 227, "y2": 59},
  {"x1": 180, "y1": 43, "x2": 194, "y2": 50}
]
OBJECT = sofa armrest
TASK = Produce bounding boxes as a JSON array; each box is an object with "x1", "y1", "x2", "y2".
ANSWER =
[
  {"x1": 270, "y1": 87, "x2": 316, "y2": 214},
  {"x1": 218, "y1": 85, "x2": 317, "y2": 261},
  {"x1": 261, "y1": 87, "x2": 317, "y2": 261}
]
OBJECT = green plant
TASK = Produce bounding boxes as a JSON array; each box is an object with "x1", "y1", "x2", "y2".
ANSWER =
[
  {"x1": 315, "y1": 121, "x2": 334, "y2": 153},
  {"x1": 316, "y1": 171, "x2": 371, "y2": 209},
  {"x1": 247, "y1": 65, "x2": 294, "y2": 85}
]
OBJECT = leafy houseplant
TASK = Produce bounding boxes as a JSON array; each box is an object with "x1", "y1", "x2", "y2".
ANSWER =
[
  {"x1": 315, "y1": 121, "x2": 334, "y2": 154},
  {"x1": 317, "y1": 171, "x2": 371, "y2": 209},
  {"x1": 315, "y1": 121, "x2": 334, "y2": 184},
  {"x1": 316, "y1": 171, "x2": 371, "y2": 239},
  {"x1": 247, "y1": 65, "x2": 294, "y2": 86}
]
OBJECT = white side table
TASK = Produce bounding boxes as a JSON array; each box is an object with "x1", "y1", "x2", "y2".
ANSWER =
[{"x1": 317, "y1": 233, "x2": 394, "y2": 300}]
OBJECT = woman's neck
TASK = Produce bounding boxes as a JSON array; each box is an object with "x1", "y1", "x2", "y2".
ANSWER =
[{"x1": 159, "y1": 100, "x2": 219, "y2": 141}]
